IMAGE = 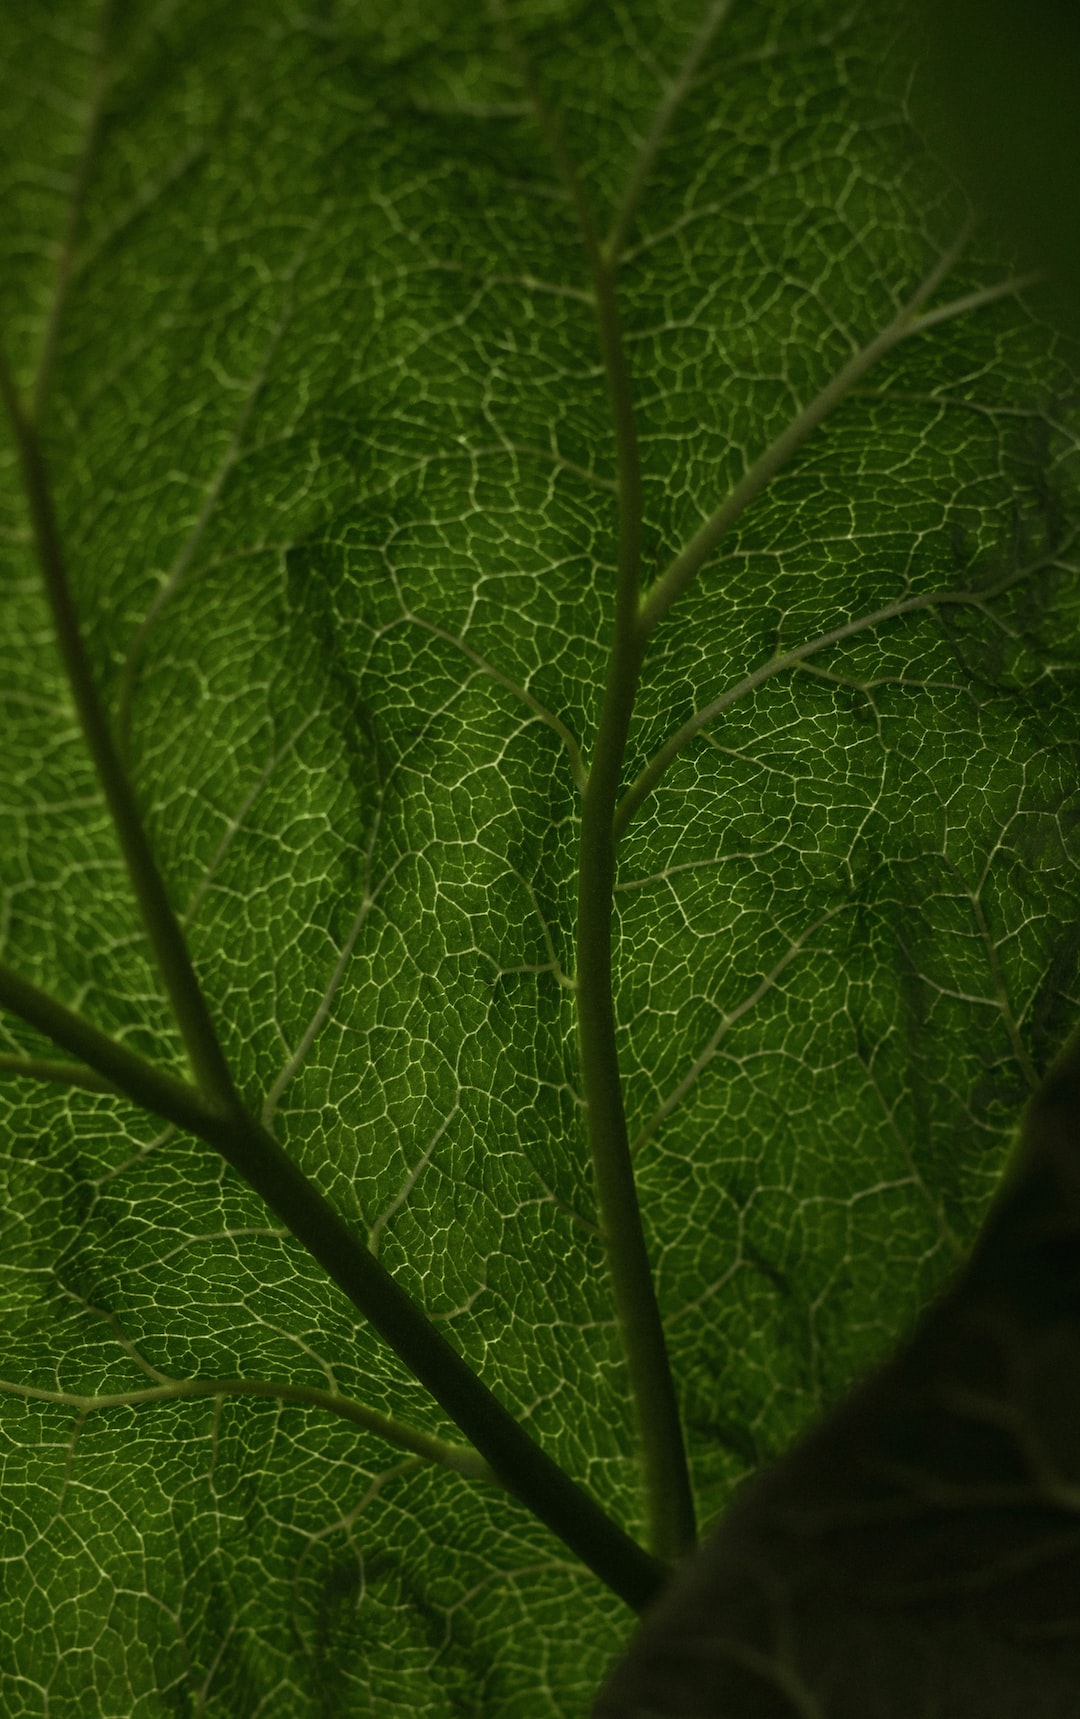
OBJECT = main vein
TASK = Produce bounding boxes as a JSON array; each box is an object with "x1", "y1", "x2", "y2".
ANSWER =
[{"x1": 491, "y1": 0, "x2": 698, "y2": 1562}]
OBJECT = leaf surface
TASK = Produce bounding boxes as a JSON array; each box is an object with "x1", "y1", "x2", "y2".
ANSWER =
[{"x1": 0, "y1": 1, "x2": 1078, "y2": 1712}]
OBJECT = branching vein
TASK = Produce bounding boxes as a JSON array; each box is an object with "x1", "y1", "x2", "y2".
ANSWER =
[
  {"x1": 637, "y1": 225, "x2": 1037, "y2": 639},
  {"x1": 0, "y1": 1372, "x2": 497, "y2": 1482},
  {"x1": 616, "y1": 541, "x2": 1073, "y2": 840}
]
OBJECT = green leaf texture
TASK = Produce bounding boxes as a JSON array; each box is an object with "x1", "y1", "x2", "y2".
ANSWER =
[{"x1": 1, "y1": 0, "x2": 1078, "y2": 1712}]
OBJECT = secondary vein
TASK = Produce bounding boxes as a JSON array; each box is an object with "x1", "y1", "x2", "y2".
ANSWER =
[{"x1": 0, "y1": 346, "x2": 242, "y2": 1116}]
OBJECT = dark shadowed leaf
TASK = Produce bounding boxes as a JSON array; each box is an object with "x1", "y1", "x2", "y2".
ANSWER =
[{"x1": 914, "y1": 0, "x2": 1080, "y2": 329}]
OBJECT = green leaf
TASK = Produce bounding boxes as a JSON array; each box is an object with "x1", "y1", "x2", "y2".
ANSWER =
[{"x1": 1, "y1": 0, "x2": 1078, "y2": 1712}]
